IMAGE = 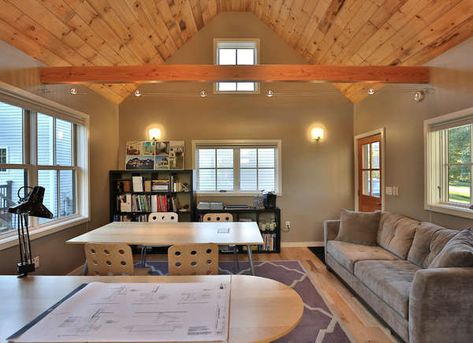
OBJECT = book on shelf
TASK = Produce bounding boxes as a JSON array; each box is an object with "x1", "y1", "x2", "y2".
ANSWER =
[
  {"x1": 117, "y1": 180, "x2": 131, "y2": 192},
  {"x1": 261, "y1": 233, "x2": 276, "y2": 251},
  {"x1": 144, "y1": 180, "x2": 152, "y2": 192},
  {"x1": 118, "y1": 193, "x2": 183, "y2": 213},
  {"x1": 152, "y1": 179, "x2": 170, "y2": 192},
  {"x1": 132, "y1": 176, "x2": 143, "y2": 192},
  {"x1": 118, "y1": 194, "x2": 132, "y2": 212}
]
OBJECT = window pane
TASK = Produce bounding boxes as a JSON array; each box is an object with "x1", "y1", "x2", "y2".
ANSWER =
[
  {"x1": 237, "y1": 48, "x2": 255, "y2": 65},
  {"x1": 37, "y1": 113, "x2": 54, "y2": 165},
  {"x1": 218, "y1": 48, "x2": 236, "y2": 65},
  {"x1": 258, "y1": 169, "x2": 275, "y2": 192},
  {"x1": 56, "y1": 119, "x2": 73, "y2": 166},
  {"x1": 217, "y1": 149, "x2": 233, "y2": 168},
  {"x1": 362, "y1": 170, "x2": 370, "y2": 196},
  {"x1": 217, "y1": 82, "x2": 237, "y2": 92},
  {"x1": 372, "y1": 171, "x2": 381, "y2": 197},
  {"x1": 448, "y1": 125, "x2": 471, "y2": 165},
  {"x1": 448, "y1": 165, "x2": 471, "y2": 204},
  {"x1": 38, "y1": 170, "x2": 57, "y2": 223},
  {"x1": 0, "y1": 169, "x2": 27, "y2": 234},
  {"x1": 0, "y1": 102, "x2": 23, "y2": 164},
  {"x1": 199, "y1": 169, "x2": 215, "y2": 191},
  {"x1": 59, "y1": 170, "x2": 75, "y2": 217},
  {"x1": 240, "y1": 169, "x2": 257, "y2": 191},
  {"x1": 198, "y1": 149, "x2": 215, "y2": 168},
  {"x1": 217, "y1": 169, "x2": 233, "y2": 191},
  {"x1": 236, "y1": 82, "x2": 256, "y2": 91},
  {"x1": 241, "y1": 149, "x2": 257, "y2": 168},
  {"x1": 371, "y1": 142, "x2": 380, "y2": 169},
  {"x1": 362, "y1": 144, "x2": 370, "y2": 169},
  {"x1": 258, "y1": 148, "x2": 275, "y2": 168}
]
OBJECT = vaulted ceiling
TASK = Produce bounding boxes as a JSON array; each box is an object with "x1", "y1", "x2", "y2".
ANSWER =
[{"x1": 1, "y1": 0, "x2": 473, "y2": 104}]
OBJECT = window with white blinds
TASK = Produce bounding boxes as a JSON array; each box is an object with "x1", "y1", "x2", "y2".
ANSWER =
[{"x1": 194, "y1": 141, "x2": 281, "y2": 194}]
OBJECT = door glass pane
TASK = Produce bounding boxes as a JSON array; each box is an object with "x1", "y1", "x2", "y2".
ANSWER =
[
  {"x1": 372, "y1": 171, "x2": 381, "y2": 197},
  {"x1": 448, "y1": 165, "x2": 471, "y2": 204},
  {"x1": 258, "y1": 169, "x2": 275, "y2": 192},
  {"x1": 198, "y1": 169, "x2": 215, "y2": 191},
  {"x1": 240, "y1": 169, "x2": 257, "y2": 191},
  {"x1": 448, "y1": 125, "x2": 471, "y2": 165},
  {"x1": 371, "y1": 142, "x2": 380, "y2": 169},
  {"x1": 362, "y1": 171, "x2": 370, "y2": 196},
  {"x1": 0, "y1": 102, "x2": 23, "y2": 164},
  {"x1": 240, "y1": 149, "x2": 257, "y2": 168},
  {"x1": 56, "y1": 119, "x2": 73, "y2": 166},
  {"x1": 236, "y1": 48, "x2": 255, "y2": 65},
  {"x1": 38, "y1": 170, "x2": 57, "y2": 223},
  {"x1": 59, "y1": 170, "x2": 75, "y2": 217},
  {"x1": 216, "y1": 169, "x2": 233, "y2": 191},
  {"x1": 198, "y1": 149, "x2": 215, "y2": 168},
  {"x1": 362, "y1": 144, "x2": 370, "y2": 169},
  {"x1": 216, "y1": 149, "x2": 233, "y2": 168},
  {"x1": 37, "y1": 113, "x2": 54, "y2": 165},
  {"x1": 0, "y1": 169, "x2": 27, "y2": 234},
  {"x1": 218, "y1": 48, "x2": 236, "y2": 65}
]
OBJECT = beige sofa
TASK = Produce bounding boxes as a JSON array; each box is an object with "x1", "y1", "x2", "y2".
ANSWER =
[{"x1": 324, "y1": 212, "x2": 473, "y2": 343}]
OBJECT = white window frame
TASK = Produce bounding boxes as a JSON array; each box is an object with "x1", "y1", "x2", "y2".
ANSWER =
[
  {"x1": 213, "y1": 38, "x2": 260, "y2": 94},
  {"x1": 424, "y1": 106, "x2": 473, "y2": 219},
  {"x1": 192, "y1": 140, "x2": 282, "y2": 196},
  {"x1": 0, "y1": 81, "x2": 90, "y2": 251},
  {"x1": 0, "y1": 147, "x2": 7, "y2": 172}
]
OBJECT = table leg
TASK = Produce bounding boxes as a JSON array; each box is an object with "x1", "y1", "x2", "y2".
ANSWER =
[
  {"x1": 247, "y1": 245, "x2": 255, "y2": 276},
  {"x1": 82, "y1": 262, "x2": 88, "y2": 276}
]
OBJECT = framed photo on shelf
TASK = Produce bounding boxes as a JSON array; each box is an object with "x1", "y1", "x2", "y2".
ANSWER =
[{"x1": 125, "y1": 140, "x2": 185, "y2": 170}]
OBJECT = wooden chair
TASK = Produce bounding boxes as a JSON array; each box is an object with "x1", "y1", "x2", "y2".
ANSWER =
[
  {"x1": 168, "y1": 243, "x2": 219, "y2": 275},
  {"x1": 84, "y1": 243, "x2": 149, "y2": 276},
  {"x1": 140, "y1": 212, "x2": 179, "y2": 266},
  {"x1": 202, "y1": 213, "x2": 239, "y2": 271}
]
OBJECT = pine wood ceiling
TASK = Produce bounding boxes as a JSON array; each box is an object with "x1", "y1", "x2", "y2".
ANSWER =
[{"x1": 1, "y1": 0, "x2": 473, "y2": 104}]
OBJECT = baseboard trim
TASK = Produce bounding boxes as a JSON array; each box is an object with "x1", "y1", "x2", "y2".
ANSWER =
[{"x1": 281, "y1": 241, "x2": 324, "y2": 248}]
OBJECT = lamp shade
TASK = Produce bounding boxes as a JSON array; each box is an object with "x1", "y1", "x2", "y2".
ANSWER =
[{"x1": 8, "y1": 186, "x2": 53, "y2": 219}]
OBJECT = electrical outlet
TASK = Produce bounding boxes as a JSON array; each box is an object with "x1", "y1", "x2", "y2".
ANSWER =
[
  {"x1": 32, "y1": 256, "x2": 40, "y2": 269},
  {"x1": 285, "y1": 221, "x2": 291, "y2": 231},
  {"x1": 393, "y1": 186, "x2": 399, "y2": 196},
  {"x1": 385, "y1": 186, "x2": 393, "y2": 196}
]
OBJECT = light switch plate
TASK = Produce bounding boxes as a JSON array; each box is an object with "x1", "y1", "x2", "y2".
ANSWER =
[{"x1": 386, "y1": 186, "x2": 393, "y2": 196}]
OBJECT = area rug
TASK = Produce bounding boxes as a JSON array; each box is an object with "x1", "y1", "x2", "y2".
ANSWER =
[{"x1": 144, "y1": 260, "x2": 351, "y2": 342}]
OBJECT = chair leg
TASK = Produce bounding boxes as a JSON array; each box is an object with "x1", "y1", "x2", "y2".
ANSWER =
[
  {"x1": 233, "y1": 246, "x2": 240, "y2": 272},
  {"x1": 140, "y1": 246, "x2": 148, "y2": 267}
]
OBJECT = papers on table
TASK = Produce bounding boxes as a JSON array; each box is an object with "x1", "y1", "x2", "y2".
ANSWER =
[{"x1": 10, "y1": 281, "x2": 230, "y2": 343}]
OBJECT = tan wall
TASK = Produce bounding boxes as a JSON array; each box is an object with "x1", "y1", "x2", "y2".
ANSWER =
[
  {"x1": 0, "y1": 41, "x2": 119, "y2": 274},
  {"x1": 354, "y1": 37, "x2": 473, "y2": 229},
  {"x1": 119, "y1": 13, "x2": 354, "y2": 243}
]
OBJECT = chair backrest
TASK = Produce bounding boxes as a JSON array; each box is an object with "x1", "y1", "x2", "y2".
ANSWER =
[
  {"x1": 168, "y1": 243, "x2": 219, "y2": 276},
  {"x1": 202, "y1": 213, "x2": 233, "y2": 222},
  {"x1": 148, "y1": 212, "x2": 178, "y2": 223},
  {"x1": 84, "y1": 243, "x2": 134, "y2": 275}
]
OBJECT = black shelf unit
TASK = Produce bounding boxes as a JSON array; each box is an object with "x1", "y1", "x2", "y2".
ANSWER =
[
  {"x1": 195, "y1": 207, "x2": 281, "y2": 253},
  {"x1": 109, "y1": 170, "x2": 196, "y2": 222}
]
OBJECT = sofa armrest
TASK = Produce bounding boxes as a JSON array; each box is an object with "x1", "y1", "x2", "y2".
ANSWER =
[
  {"x1": 409, "y1": 267, "x2": 473, "y2": 343},
  {"x1": 324, "y1": 220, "x2": 340, "y2": 245}
]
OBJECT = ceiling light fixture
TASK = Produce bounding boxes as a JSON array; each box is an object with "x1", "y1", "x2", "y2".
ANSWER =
[
  {"x1": 199, "y1": 90, "x2": 207, "y2": 98},
  {"x1": 367, "y1": 88, "x2": 375, "y2": 95},
  {"x1": 266, "y1": 90, "x2": 274, "y2": 97},
  {"x1": 414, "y1": 90, "x2": 425, "y2": 102},
  {"x1": 69, "y1": 88, "x2": 78, "y2": 95},
  {"x1": 134, "y1": 89, "x2": 142, "y2": 97}
]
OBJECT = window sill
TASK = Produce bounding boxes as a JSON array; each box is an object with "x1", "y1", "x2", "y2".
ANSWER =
[
  {"x1": 197, "y1": 191, "x2": 282, "y2": 197},
  {"x1": 0, "y1": 215, "x2": 89, "y2": 252},
  {"x1": 425, "y1": 203, "x2": 473, "y2": 220}
]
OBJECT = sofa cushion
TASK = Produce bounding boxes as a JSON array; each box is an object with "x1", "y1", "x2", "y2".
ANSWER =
[
  {"x1": 335, "y1": 209, "x2": 381, "y2": 246},
  {"x1": 326, "y1": 240, "x2": 398, "y2": 273},
  {"x1": 355, "y1": 260, "x2": 420, "y2": 319},
  {"x1": 407, "y1": 222, "x2": 457, "y2": 268},
  {"x1": 377, "y1": 212, "x2": 419, "y2": 259},
  {"x1": 429, "y1": 229, "x2": 473, "y2": 268}
]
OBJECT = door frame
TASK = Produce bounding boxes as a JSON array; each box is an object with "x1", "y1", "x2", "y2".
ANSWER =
[{"x1": 354, "y1": 128, "x2": 386, "y2": 211}]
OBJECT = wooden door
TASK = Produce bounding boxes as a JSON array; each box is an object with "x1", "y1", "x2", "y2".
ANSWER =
[{"x1": 357, "y1": 134, "x2": 382, "y2": 212}]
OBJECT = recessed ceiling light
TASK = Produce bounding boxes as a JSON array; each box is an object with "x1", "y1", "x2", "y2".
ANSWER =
[
  {"x1": 266, "y1": 90, "x2": 274, "y2": 97},
  {"x1": 200, "y1": 90, "x2": 207, "y2": 98},
  {"x1": 69, "y1": 88, "x2": 78, "y2": 95},
  {"x1": 134, "y1": 89, "x2": 142, "y2": 97},
  {"x1": 367, "y1": 88, "x2": 375, "y2": 95}
]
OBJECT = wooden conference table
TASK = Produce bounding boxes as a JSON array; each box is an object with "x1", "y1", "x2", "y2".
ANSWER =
[
  {"x1": 67, "y1": 221, "x2": 264, "y2": 275},
  {"x1": 0, "y1": 274, "x2": 304, "y2": 343}
]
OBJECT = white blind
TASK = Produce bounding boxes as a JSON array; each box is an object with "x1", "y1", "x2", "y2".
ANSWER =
[{"x1": 428, "y1": 114, "x2": 473, "y2": 132}]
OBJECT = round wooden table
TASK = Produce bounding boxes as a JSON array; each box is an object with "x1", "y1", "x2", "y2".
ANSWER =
[{"x1": 0, "y1": 274, "x2": 304, "y2": 343}]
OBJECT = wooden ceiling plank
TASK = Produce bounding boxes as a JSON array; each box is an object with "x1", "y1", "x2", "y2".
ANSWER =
[
  {"x1": 87, "y1": 83, "x2": 127, "y2": 103},
  {"x1": 39, "y1": 64, "x2": 430, "y2": 84},
  {"x1": 317, "y1": 0, "x2": 346, "y2": 35},
  {"x1": 141, "y1": 0, "x2": 179, "y2": 53},
  {"x1": 166, "y1": 0, "x2": 199, "y2": 42},
  {"x1": 189, "y1": 0, "x2": 205, "y2": 30},
  {"x1": 155, "y1": 0, "x2": 185, "y2": 49},
  {"x1": 295, "y1": 0, "x2": 331, "y2": 56},
  {"x1": 272, "y1": 0, "x2": 291, "y2": 35},
  {"x1": 287, "y1": 0, "x2": 319, "y2": 46},
  {"x1": 201, "y1": 0, "x2": 218, "y2": 24},
  {"x1": 280, "y1": 0, "x2": 305, "y2": 43}
]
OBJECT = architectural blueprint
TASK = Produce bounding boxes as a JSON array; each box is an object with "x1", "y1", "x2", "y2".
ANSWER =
[{"x1": 11, "y1": 281, "x2": 230, "y2": 342}]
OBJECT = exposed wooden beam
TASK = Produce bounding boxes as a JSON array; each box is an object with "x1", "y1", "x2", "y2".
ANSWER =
[{"x1": 40, "y1": 64, "x2": 430, "y2": 84}]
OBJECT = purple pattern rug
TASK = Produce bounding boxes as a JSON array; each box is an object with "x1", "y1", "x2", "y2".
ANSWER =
[{"x1": 143, "y1": 260, "x2": 351, "y2": 342}]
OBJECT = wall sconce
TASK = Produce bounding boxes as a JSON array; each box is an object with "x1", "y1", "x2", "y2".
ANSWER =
[
  {"x1": 148, "y1": 128, "x2": 162, "y2": 141},
  {"x1": 311, "y1": 127, "x2": 325, "y2": 142}
]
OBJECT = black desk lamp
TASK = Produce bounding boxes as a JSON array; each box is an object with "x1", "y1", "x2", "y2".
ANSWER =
[{"x1": 8, "y1": 186, "x2": 53, "y2": 277}]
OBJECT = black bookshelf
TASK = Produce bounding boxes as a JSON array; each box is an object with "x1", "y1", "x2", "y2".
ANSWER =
[
  {"x1": 196, "y1": 207, "x2": 281, "y2": 253},
  {"x1": 109, "y1": 170, "x2": 196, "y2": 222}
]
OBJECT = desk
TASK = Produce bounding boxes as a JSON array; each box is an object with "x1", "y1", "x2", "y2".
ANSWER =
[
  {"x1": 0, "y1": 275, "x2": 304, "y2": 343},
  {"x1": 67, "y1": 222, "x2": 264, "y2": 275}
]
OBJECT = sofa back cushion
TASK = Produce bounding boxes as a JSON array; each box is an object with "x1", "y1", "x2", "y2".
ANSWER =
[
  {"x1": 377, "y1": 212, "x2": 419, "y2": 259},
  {"x1": 407, "y1": 222, "x2": 457, "y2": 268},
  {"x1": 429, "y1": 229, "x2": 473, "y2": 268},
  {"x1": 335, "y1": 209, "x2": 381, "y2": 246}
]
